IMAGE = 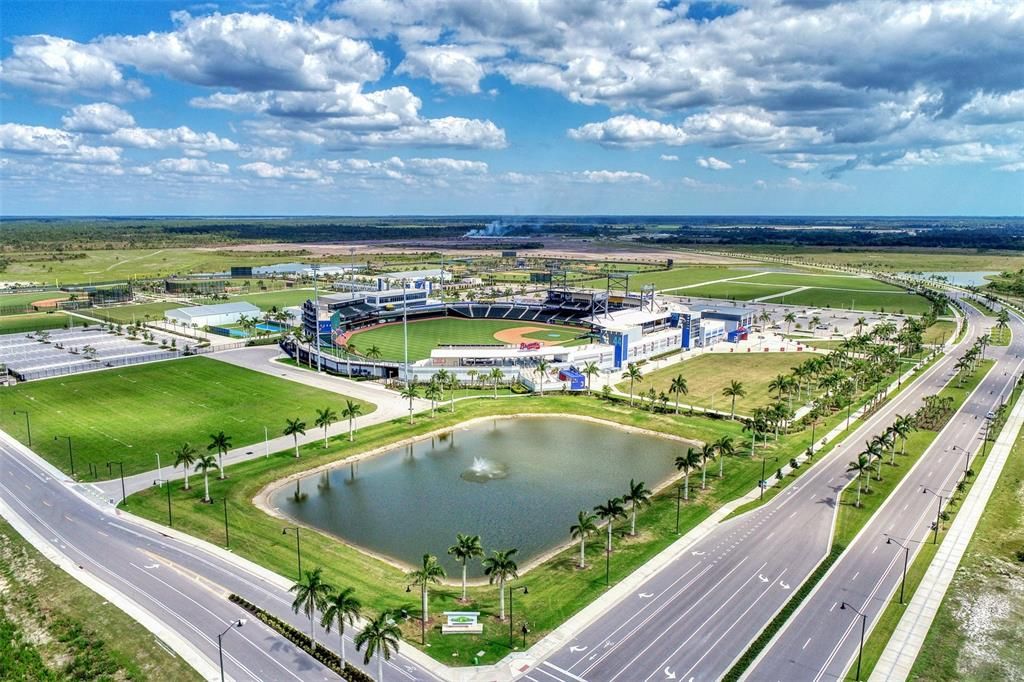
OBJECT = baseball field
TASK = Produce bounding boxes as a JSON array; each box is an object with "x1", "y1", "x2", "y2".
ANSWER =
[{"x1": 345, "y1": 317, "x2": 589, "y2": 362}]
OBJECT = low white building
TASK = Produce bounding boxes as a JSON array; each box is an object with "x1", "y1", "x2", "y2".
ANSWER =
[{"x1": 165, "y1": 301, "x2": 261, "y2": 328}]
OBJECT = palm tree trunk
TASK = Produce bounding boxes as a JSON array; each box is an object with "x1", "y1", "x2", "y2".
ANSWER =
[
  {"x1": 607, "y1": 523, "x2": 613, "y2": 552},
  {"x1": 349, "y1": 419, "x2": 354, "y2": 442},
  {"x1": 462, "y1": 562, "x2": 468, "y2": 600},
  {"x1": 183, "y1": 470, "x2": 190, "y2": 490},
  {"x1": 631, "y1": 504, "x2": 637, "y2": 536},
  {"x1": 203, "y1": 472, "x2": 210, "y2": 502},
  {"x1": 579, "y1": 538, "x2": 586, "y2": 568},
  {"x1": 422, "y1": 585, "x2": 429, "y2": 622},
  {"x1": 499, "y1": 581, "x2": 506, "y2": 620},
  {"x1": 684, "y1": 472, "x2": 689, "y2": 500},
  {"x1": 675, "y1": 395, "x2": 680, "y2": 414},
  {"x1": 719, "y1": 456, "x2": 724, "y2": 479},
  {"x1": 294, "y1": 436, "x2": 299, "y2": 457},
  {"x1": 340, "y1": 632, "x2": 345, "y2": 666},
  {"x1": 629, "y1": 379, "x2": 634, "y2": 406},
  {"x1": 702, "y1": 465, "x2": 707, "y2": 490},
  {"x1": 377, "y1": 654, "x2": 383, "y2": 682},
  {"x1": 218, "y1": 452, "x2": 225, "y2": 479},
  {"x1": 324, "y1": 428, "x2": 328, "y2": 448},
  {"x1": 731, "y1": 396, "x2": 736, "y2": 419},
  {"x1": 310, "y1": 611, "x2": 316, "y2": 649}
]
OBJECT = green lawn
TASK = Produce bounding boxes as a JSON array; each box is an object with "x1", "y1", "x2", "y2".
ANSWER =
[
  {"x1": 228, "y1": 288, "x2": 314, "y2": 311},
  {"x1": 125, "y1": 392, "x2": 841, "y2": 667},
  {"x1": 908, "y1": 408, "x2": 1024, "y2": 680},
  {"x1": 677, "y1": 281, "x2": 797, "y2": 301},
  {"x1": 746, "y1": 272, "x2": 906, "y2": 292},
  {"x1": 577, "y1": 266, "x2": 759, "y2": 292},
  {"x1": 616, "y1": 352, "x2": 808, "y2": 414},
  {"x1": 761, "y1": 287, "x2": 934, "y2": 315},
  {"x1": 0, "y1": 290, "x2": 70, "y2": 308},
  {"x1": 0, "y1": 312, "x2": 74, "y2": 334},
  {"x1": 0, "y1": 518, "x2": 201, "y2": 681},
  {"x1": 924, "y1": 319, "x2": 957, "y2": 345},
  {"x1": 89, "y1": 301, "x2": 188, "y2": 324},
  {"x1": 0, "y1": 356, "x2": 375, "y2": 476},
  {"x1": 346, "y1": 317, "x2": 587, "y2": 362}
]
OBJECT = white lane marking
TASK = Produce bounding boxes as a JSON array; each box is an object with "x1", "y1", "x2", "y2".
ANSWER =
[
  {"x1": 542, "y1": 661, "x2": 588, "y2": 681},
  {"x1": 803, "y1": 637, "x2": 813, "y2": 650}
]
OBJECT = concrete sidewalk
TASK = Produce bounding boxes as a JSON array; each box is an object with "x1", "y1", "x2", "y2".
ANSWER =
[{"x1": 870, "y1": 380, "x2": 1024, "y2": 681}]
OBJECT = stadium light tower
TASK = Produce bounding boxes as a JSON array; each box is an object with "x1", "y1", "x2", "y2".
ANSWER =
[
  {"x1": 402, "y1": 279, "x2": 410, "y2": 382},
  {"x1": 311, "y1": 263, "x2": 322, "y2": 373}
]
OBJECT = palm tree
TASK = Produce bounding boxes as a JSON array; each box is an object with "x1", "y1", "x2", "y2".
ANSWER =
[
  {"x1": 784, "y1": 311, "x2": 796, "y2": 334},
  {"x1": 675, "y1": 447, "x2": 701, "y2": 500},
  {"x1": 582, "y1": 361, "x2": 600, "y2": 395},
  {"x1": 622, "y1": 362, "x2": 643, "y2": 406},
  {"x1": 424, "y1": 380, "x2": 442, "y2": 417},
  {"x1": 447, "y1": 534, "x2": 484, "y2": 601},
  {"x1": 593, "y1": 498, "x2": 626, "y2": 552},
  {"x1": 314, "y1": 407, "x2": 337, "y2": 448},
  {"x1": 407, "y1": 554, "x2": 446, "y2": 623},
  {"x1": 290, "y1": 567, "x2": 334, "y2": 649},
  {"x1": 434, "y1": 368, "x2": 455, "y2": 412},
  {"x1": 722, "y1": 380, "x2": 745, "y2": 419},
  {"x1": 846, "y1": 454, "x2": 872, "y2": 507},
  {"x1": 482, "y1": 548, "x2": 519, "y2": 620},
  {"x1": 400, "y1": 381, "x2": 419, "y2": 423},
  {"x1": 173, "y1": 442, "x2": 197, "y2": 490},
  {"x1": 342, "y1": 400, "x2": 363, "y2": 442},
  {"x1": 194, "y1": 453, "x2": 218, "y2": 503},
  {"x1": 207, "y1": 431, "x2": 232, "y2": 480},
  {"x1": 488, "y1": 367, "x2": 504, "y2": 399},
  {"x1": 534, "y1": 358, "x2": 551, "y2": 396},
  {"x1": 768, "y1": 374, "x2": 789, "y2": 401},
  {"x1": 623, "y1": 479, "x2": 652, "y2": 536},
  {"x1": 355, "y1": 611, "x2": 402, "y2": 682},
  {"x1": 321, "y1": 587, "x2": 361, "y2": 667},
  {"x1": 699, "y1": 442, "x2": 716, "y2": 490},
  {"x1": 668, "y1": 375, "x2": 688, "y2": 414},
  {"x1": 714, "y1": 435, "x2": 735, "y2": 479},
  {"x1": 855, "y1": 316, "x2": 867, "y2": 335},
  {"x1": 365, "y1": 344, "x2": 383, "y2": 363},
  {"x1": 892, "y1": 413, "x2": 915, "y2": 457},
  {"x1": 284, "y1": 418, "x2": 307, "y2": 457},
  {"x1": 570, "y1": 511, "x2": 598, "y2": 568}
]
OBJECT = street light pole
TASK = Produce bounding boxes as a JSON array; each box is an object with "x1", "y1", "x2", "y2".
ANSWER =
[
  {"x1": 13, "y1": 409, "x2": 31, "y2": 446},
  {"x1": 839, "y1": 602, "x2": 868, "y2": 681},
  {"x1": 404, "y1": 582, "x2": 427, "y2": 644},
  {"x1": 154, "y1": 478, "x2": 173, "y2": 526},
  {"x1": 312, "y1": 263, "x2": 322, "y2": 373},
  {"x1": 55, "y1": 435, "x2": 74, "y2": 476},
  {"x1": 760, "y1": 455, "x2": 778, "y2": 501},
  {"x1": 508, "y1": 585, "x2": 528, "y2": 645},
  {"x1": 884, "y1": 536, "x2": 917, "y2": 604},
  {"x1": 922, "y1": 487, "x2": 949, "y2": 544},
  {"x1": 952, "y1": 445, "x2": 970, "y2": 479},
  {"x1": 217, "y1": 618, "x2": 247, "y2": 682},
  {"x1": 223, "y1": 498, "x2": 230, "y2": 548},
  {"x1": 282, "y1": 527, "x2": 301, "y2": 579},
  {"x1": 107, "y1": 461, "x2": 125, "y2": 506}
]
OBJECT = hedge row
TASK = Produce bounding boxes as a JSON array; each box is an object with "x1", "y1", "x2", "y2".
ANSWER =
[
  {"x1": 228, "y1": 594, "x2": 373, "y2": 682},
  {"x1": 722, "y1": 544, "x2": 846, "y2": 681}
]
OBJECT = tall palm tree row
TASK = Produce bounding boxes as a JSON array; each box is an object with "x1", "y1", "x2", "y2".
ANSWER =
[
  {"x1": 669, "y1": 374, "x2": 688, "y2": 414},
  {"x1": 320, "y1": 586, "x2": 361, "y2": 667},
  {"x1": 722, "y1": 379, "x2": 745, "y2": 419},
  {"x1": 570, "y1": 511, "x2": 598, "y2": 568},
  {"x1": 355, "y1": 610, "x2": 402, "y2": 682},
  {"x1": 342, "y1": 400, "x2": 362, "y2": 442},
  {"x1": 482, "y1": 548, "x2": 519, "y2": 620},
  {"x1": 314, "y1": 407, "x2": 337, "y2": 448},
  {"x1": 173, "y1": 442, "x2": 197, "y2": 490},
  {"x1": 623, "y1": 479, "x2": 652, "y2": 536},
  {"x1": 290, "y1": 567, "x2": 334, "y2": 649},
  {"x1": 207, "y1": 431, "x2": 232, "y2": 480},
  {"x1": 675, "y1": 447, "x2": 701, "y2": 501},
  {"x1": 194, "y1": 453, "x2": 218, "y2": 503},
  {"x1": 621, "y1": 362, "x2": 643, "y2": 406},
  {"x1": 447, "y1": 534, "x2": 484, "y2": 602},
  {"x1": 593, "y1": 498, "x2": 626, "y2": 553},
  {"x1": 406, "y1": 554, "x2": 446, "y2": 623},
  {"x1": 284, "y1": 417, "x2": 307, "y2": 457}
]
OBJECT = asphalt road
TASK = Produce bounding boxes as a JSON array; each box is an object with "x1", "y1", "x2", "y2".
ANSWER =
[
  {"x1": 529, "y1": 299, "x2": 1021, "y2": 682},
  {"x1": 0, "y1": 432, "x2": 438, "y2": 682},
  {"x1": 747, "y1": 298, "x2": 1024, "y2": 682}
]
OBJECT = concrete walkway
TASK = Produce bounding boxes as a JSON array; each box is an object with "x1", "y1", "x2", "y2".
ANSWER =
[
  {"x1": 870, "y1": 379, "x2": 1024, "y2": 681},
  {"x1": 93, "y1": 346, "x2": 428, "y2": 499}
]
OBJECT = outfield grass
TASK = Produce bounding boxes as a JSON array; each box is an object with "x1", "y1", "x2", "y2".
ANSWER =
[
  {"x1": 677, "y1": 281, "x2": 797, "y2": 301},
  {"x1": 0, "y1": 312, "x2": 73, "y2": 334},
  {"x1": 0, "y1": 518, "x2": 200, "y2": 681},
  {"x1": 346, "y1": 317, "x2": 587, "y2": 362},
  {"x1": 125, "y1": 393, "x2": 842, "y2": 666},
  {"x1": 746, "y1": 272, "x2": 906, "y2": 292},
  {"x1": 227, "y1": 288, "x2": 314, "y2": 311},
  {"x1": 761, "y1": 287, "x2": 934, "y2": 315},
  {"x1": 615, "y1": 352, "x2": 807, "y2": 414},
  {"x1": 89, "y1": 301, "x2": 188, "y2": 323},
  {"x1": 0, "y1": 291, "x2": 70, "y2": 308},
  {"x1": 0, "y1": 357, "x2": 375, "y2": 476}
]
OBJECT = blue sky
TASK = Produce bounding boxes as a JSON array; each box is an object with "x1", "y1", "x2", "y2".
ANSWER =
[{"x1": 1, "y1": 0, "x2": 1022, "y2": 216}]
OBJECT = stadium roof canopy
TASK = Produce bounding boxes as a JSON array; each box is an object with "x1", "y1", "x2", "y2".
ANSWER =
[{"x1": 166, "y1": 301, "x2": 260, "y2": 321}]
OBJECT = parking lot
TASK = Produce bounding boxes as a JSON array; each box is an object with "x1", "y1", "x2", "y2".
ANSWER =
[{"x1": 0, "y1": 326, "x2": 178, "y2": 381}]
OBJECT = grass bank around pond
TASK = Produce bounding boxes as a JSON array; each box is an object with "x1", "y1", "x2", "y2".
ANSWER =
[
  {"x1": 125, "y1": 393, "x2": 836, "y2": 667},
  {"x1": 0, "y1": 518, "x2": 200, "y2": 681}
]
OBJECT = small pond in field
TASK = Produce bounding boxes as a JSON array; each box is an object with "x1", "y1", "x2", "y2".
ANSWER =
[{"x1": 269, "y1": 417, "x2": 688, "y2": 577}]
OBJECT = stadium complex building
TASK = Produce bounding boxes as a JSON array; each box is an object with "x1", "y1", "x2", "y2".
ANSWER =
[{"x1": 288, "y1": 278, "x2": 754, "y2": 384}]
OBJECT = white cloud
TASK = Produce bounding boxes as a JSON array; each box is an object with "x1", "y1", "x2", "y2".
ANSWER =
[
  {"x1": 681, "y1": 176, "x2": 729, "y2": 192},
  {"x1": 568, "y1": 115, "x2": 687, "y2": 148},
  {"x1": 0, "y1": 123, "x2": 121, "y2": 164},
  {"x1": 152, "y1": 157, "x2": 230, "y2": 175},
  {"x1": 697, "y1": 156, "x2": 731, "y2": 170},
  {"x1": 995, "y1": 161, "x2": 1024, "y2": 173},
  {"x1": 62, "y1": 103, "x2": 136, "y2": 133},
  {"x1": 396, "y1": 45, "x2": 488, "y2": 93},
  {"x1": 0, "y1": 35, "x2": 149, "y2": 101},
  {"x1": 660, "y1": 154, "x2": 679, "y2": 161},
  {"x1": 105, "y1": 126, "x2": 239, "y2": 153},
  {"x1": 573, "y1": 170, "x2": 651, "y2": 184}
]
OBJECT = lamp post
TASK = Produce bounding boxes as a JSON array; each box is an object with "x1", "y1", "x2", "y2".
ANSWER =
[
  {"x1": 839, "y1": 602, "x2": 867, "y2": 681},
  {"x1": 404, "y1": 582, "x2": 426, "y2": 645},
  {"x1": 951, "y1": 445, "x2": 970, "y2": 479},
  {"x1": 311, "y1": 263, "x2": 322, "y2": 373},
  {"x1": 217, "y1": 618, "x2": 247, "y2": 682},
  {"x1": 760, "y1": 455, "x2": 779, "y2": 501},
  {"x1": 521, "y1": 622, "x2": 529, "y2": 649},
  {"x1": 675, "y1": 484, "x2": 683, "y2": 534},
  {"x1": 154, "y1": 478, "x2": 172, "y2": 527},
  {"x1": 107, "y1": 460, "x2": 126, "y2": 506},
  {"x1": 508, "y1": 585, "x2": 528, "y2": 645},
  {"x1": 223, "y1": 498, "x2": 230, "y2": 548},
  {"x1": 13, "y1": 409, "x2": 31, "y2": 446},
  {"x1": 54, "y1": 435, "x2": 74, "y2": 476},
  {"x1": 155, "y1": 451, "x2": 163, "y2": 483},
  {"x1": 922, "y1": 487, "x2": 951, "y2": 544},
  {"x1": 981, "y1": 412, "x2": 993, "y2": 459},
  {"x1": 884, "y1": 535, "x2": 921, "y2": 604},
  {"x1": 282, "y1": 526, "x2": 301, "y2": 579}
]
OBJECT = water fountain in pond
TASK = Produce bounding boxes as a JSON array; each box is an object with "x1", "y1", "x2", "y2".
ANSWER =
[{"x1": 461, "y1": 456, "x2": 508, "y2": 483}]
